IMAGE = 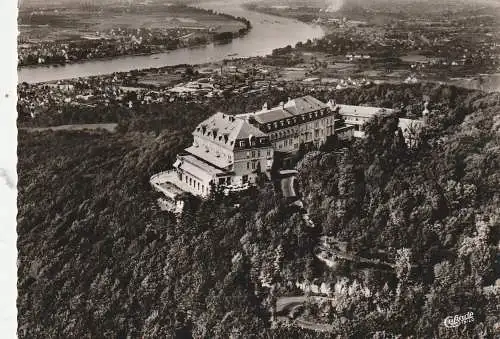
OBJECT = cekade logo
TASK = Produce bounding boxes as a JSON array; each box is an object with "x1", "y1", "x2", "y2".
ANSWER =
[{"x1": 444, "y1": 312, "x2": 474, "y2": 328}]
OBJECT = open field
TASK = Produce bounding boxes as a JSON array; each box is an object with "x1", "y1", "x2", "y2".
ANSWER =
[
  {"x1": 136, "y1": 72, "x2": 185, "y2": 88},
  {"x1": 21, "y1": 123, "x2": 118, "y2": 133}
]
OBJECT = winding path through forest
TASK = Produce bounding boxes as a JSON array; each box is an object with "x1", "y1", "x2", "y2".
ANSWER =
[{"x1": 275, "y1": 296, "x2": 334, "y2": 332}]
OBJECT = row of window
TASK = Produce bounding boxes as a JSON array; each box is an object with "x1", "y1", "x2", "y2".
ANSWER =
[
  {"x1": 244, "y1": 149, "x2": 272, "y2": 158},
  {"x1": 277, "y1": 139, "x2": 300, "y2": 150},
  {"x1": 246, "y1": 161, "x2": 259, "y2": 170},
  {"x1": 271, "y1": 128, "x2": 323, "y2": 141},
  {"x1": 268, "y1": 119, "x2": 332, "y2": 140},
  {"x1": 238, "y1": 137, "x2": 268, "y2": 148},
  {"x1": 265, "y1": 110, "x2": 330, "y2": 131},
  {"x1": 180, "y1": 173, "x2": 207, "y2": 194},
  {"x1": 275, "y1": 130, "x2": 325, "y2": 149}
]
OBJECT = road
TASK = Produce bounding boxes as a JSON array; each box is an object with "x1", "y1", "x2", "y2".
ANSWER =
[
  {"x1": 275, "y1": 296, "x2": 334, "y2": 332},
  {"x1": 316, "y1": 245, "x2": 395, "y2": 269},
  {"x1": 276, "y1": 296, "x2": 307, "y2": 313},
  {"x1": 280, "y1": 176, "x2": 296, "y2": 198},
  {"x1": 279, "y1": 169, "x2": 298, "y2": 198}
]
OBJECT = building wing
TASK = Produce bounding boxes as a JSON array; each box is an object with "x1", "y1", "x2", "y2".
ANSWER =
[
  {"x1": 176, "y1": 154, "x2": 225, "y2": 182},
  {"x1": 337, "y1": 104, "x2": 394, "y2": 119}
]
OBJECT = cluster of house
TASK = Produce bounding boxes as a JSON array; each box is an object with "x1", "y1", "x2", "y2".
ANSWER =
[
  {"x1": 150, "y1": 95, "x2": 425, "y2": 213},
  {"x1": 18, "y1": 26, "x2": 202, "y2": 67}
]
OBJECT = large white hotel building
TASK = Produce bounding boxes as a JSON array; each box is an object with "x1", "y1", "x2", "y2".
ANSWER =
[{"x1": 150, "y1": 95, "x2": 416, "y2": 213}]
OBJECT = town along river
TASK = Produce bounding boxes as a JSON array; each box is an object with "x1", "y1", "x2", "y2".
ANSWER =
[{"x1": 18, "y1": 1, "x2": 324, "y2": 84}]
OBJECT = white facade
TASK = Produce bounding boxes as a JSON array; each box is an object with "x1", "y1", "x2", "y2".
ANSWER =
[
  {"x1": 151, "y1": 112, "x2": 272, "y2": 203},
  {"x1": 335, "y1": 104, "x2": 395, "y2": 138}
]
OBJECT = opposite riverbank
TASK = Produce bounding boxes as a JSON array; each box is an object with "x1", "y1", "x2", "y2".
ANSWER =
[
  {"x1": 18, "y1": 3, "x2": 251, "y2": 68},
  {"x1": 17, "y1": 2, "x2": 324, "y2": 84}
]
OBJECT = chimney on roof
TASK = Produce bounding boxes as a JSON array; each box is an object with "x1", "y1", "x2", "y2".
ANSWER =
[
  {"x1": 279, "y1": 101, "x2": 284, "y2": 108},
  {"x1": 262, "y1": 102, "x2": 268, "y2": 111}
]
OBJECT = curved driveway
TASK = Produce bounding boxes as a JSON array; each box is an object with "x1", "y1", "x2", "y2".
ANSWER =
[{"x1": 275, "y1": 296, "x2": 334, "y2": 332}]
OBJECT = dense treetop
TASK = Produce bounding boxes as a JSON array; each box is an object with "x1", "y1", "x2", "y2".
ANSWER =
[{"x1": 18, "y1": 83, "x2": 499, "y2": 338}]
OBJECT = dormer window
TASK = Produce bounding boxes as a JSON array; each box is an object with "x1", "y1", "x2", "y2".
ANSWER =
[{"x1": 239, "y1": 141, "x2": 245, "y2": 147}]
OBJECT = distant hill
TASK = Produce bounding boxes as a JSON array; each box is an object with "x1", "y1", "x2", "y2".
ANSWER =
[
  {"x1": 336, "y1": 0, "x2": 500, "y2": 15},
  {"x1": 19, "y1": 0, "x2": 190, "y2": 10}
]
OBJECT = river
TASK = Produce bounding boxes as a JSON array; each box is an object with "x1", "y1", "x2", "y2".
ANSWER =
[{"x1": 17, "y1": 1, "x2": 324, "y2": 84}]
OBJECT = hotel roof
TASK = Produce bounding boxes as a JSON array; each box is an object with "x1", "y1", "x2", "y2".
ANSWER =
[
  {"x1": 253, "y1": 95, "x2": 329, "y2": 124},
  {"x1": 193, "y1": 112, "x2": 267, "y2": 151},
  {"x1": 283, "y1": 95, "x2": 329, "y2": 115},
  {"x1": 253, "y1": 107, "x2": 293, "y2": 124},
  {"x1": 185, "y1": 145, "x2": 232, "y2": 170}
]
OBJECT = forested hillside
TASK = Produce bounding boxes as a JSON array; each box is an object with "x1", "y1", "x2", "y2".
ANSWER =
[
  {"x1": 18, "y1": 83, "x2": 500, "y2": 337},
  {"x1": 297, "y1": 90, "x2": 500, "y2": 337}
]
